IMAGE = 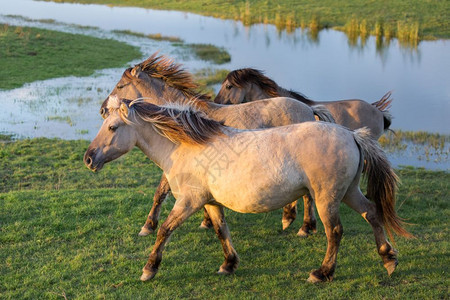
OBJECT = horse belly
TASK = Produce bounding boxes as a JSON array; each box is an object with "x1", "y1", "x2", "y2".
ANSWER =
[{"x1": 209, "y1": 161, "x2": 308, "y2": 213}]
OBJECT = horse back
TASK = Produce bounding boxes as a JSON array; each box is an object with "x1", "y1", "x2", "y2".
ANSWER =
[{"x1": 318, "y1": 99, "x2": 385, "y2": 138}]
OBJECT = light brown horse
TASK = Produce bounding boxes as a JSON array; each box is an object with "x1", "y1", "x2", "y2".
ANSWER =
[
  {"x1": 84, "y1": 97, "x2": 412, "y2": 282},
  {"x1": 214, "y1": 68, "x2": 393, "y2": 139},
  {"x1": 101, "y1": 54, "x2": 335, "y2": 237}
]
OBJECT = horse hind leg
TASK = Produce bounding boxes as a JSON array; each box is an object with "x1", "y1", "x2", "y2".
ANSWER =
[
  {"x1": 281, "y1": 200, "x2": 297, "y2": 230},
  {"x1": 204, "y1": 204, "x2": 239, "y2": 274},
  {"x1": 139, "y1": 173, "x2": 171, "y2": 236},
  {"x1": 297, "y1": 194, "x2": 317, "y2": 237},
  {"x1": 199, "y1": 207, "x2": 214, "y2": 229},
  {"x1": 307, "y1": 196, "x2": 343, "y2": 283},
  {"x1": 343, "y1": 187, "x2": 398, "y2": 276}
]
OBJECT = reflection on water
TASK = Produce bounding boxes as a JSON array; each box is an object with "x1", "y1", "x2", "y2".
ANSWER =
[
  {"x1": 0, "y1": 0, "x2": 449, "y2": 170},
  {"x1": 0, "y1": 15, "x2": 213, "y2": 140}
]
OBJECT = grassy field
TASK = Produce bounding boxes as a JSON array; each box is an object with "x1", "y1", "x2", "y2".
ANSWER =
[
  {"x1": 46, "y1": 0, "x2": 449, "y2": 40},
  {"x1": 0, "y1": 24, "x2": 142, "y2": 90},
  {"x1": 0, "y1": 23, "x2": 231, "y2": 91},
  {"x1": 1, "y1": 138, "x2": 448, "y2": 299}
]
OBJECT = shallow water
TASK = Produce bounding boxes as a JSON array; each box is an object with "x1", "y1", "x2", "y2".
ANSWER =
[{"x1": 0, "y1": 0, "x2": 449, "y2": 170}]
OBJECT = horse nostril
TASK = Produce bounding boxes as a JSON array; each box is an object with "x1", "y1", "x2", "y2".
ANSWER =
[{"x1": 85, "y1": 156, "x2": 92, "y2": 166}]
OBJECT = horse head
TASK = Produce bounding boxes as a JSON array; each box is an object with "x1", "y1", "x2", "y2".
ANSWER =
[
  {"x1": 101, "y1": 53, "x2": 208, "y2": 118},
  {"x1": 214, "y1": 68, "x2": 279, "y2": 104},
  {"x1": 85, "y1": 97, "x2": 137, "y2": 172},
  {"x1": 100, "y1": 65, "x2": 156, "y2": 119}
]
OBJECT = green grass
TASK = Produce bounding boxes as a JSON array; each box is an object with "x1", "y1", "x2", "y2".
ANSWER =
[
  {"x1": 1, "y1": 138, "x2": 449, "y2": 298},
  {"x1": 112, "y1": 29, "x2": 182, "y2": 42},
  {"x1": 45, "y1": 0, "x2": 449, "y2": 39},
  {"x1": 173, "y1": 43, "x2": 231, "y2": 65},
  {"x1": 194, "y1": 68, "x2": 230, "y2": 97},
  {"x1": 111, "y1": 29, "x2": 231, "y2": 64},
  {"x1": 0, "y1": 24, "x2": 141, "y2": 89},
  {"x1": 379, "y1": 130, "x2": 449, "y2": 162}
]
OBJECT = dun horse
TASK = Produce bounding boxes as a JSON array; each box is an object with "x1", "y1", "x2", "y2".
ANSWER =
[
  {"x1": 84, "y1": 97, "x2": 411, "y2": 282},
  {"x1": 214, "y1": 68, "x2": 393, "y2": 139},
  {"x1": 102, "y1": 54, "x2": 335, "y2": 237}
]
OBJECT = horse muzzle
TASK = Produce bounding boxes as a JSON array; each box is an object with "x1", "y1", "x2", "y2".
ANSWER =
[{"x1": 84, "y1": 148, "x2": 104, "y2": 172}]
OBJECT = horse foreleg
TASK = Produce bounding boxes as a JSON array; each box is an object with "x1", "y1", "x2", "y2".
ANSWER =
[
  {"x1": 204, "y1": 204, "x2": 239, "y2": 274},
  {"x1": 139, "y1": 173, "x2": 171, "y2": 237},
  {"x1": 307, "y1": 198, "x2": 343, "y2": 283},
  {"x1": 140, "y1": 198, "x2": 202, "y2": 281},
  {"x1": 343, "y1": 188, "x2": 398, "y2": 276},
  {"x1": 297, "y1": 194, "x2": 317, "y2": 237}
]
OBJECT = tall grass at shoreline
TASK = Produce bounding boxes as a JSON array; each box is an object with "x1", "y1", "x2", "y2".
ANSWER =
[
  {"x1": 44, "y1": 0, "x2": 449, "y2": 42},
  {"x1": 339, "y1": 17, "x2": 420, "y2": 48}
]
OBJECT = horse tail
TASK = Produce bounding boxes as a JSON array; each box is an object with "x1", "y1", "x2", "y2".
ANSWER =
[
  {"x1": 311, "y1": 105, "x2": 336, "y2": 123},
  {"x1": 352, "y1": 127, "x2": 413, "y2": 242},
  {"x1": 371, "y1": 91, "x2": 393, "y2": 130}
]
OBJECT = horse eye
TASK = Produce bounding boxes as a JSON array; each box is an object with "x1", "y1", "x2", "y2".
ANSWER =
[
  {"x1": 100, "y1": 107, "x2": 109, "y2": 119},
  {"x1": 226, "y1": 84, "x2": 233, "y2": 90},
  {"x1": 109, "y1": 125, "x2": 118, "y2": 132}
]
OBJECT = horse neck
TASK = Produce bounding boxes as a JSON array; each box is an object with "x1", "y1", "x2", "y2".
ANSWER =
[
  {"x1": 134, "y1": 77, "x2": 188, "y2": 105},
  {"x1": 134, "y1": 122, "x2": 178, "y2": 172},
  {"x1": 248, "y1": 83, "x2": 272, "y2": 101}
]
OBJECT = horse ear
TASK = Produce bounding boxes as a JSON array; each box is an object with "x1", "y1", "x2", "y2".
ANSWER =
[
  {"x1": 120, "y1": 102, "x2": 129, "y2": 116},
  {"x1": 131, "y1": 66, "x2": 142, "y2": 78}
]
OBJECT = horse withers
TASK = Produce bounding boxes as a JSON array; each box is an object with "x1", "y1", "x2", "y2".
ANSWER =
[{"x1": 84, "y1": 97, "x2": 412, "y2": 282}]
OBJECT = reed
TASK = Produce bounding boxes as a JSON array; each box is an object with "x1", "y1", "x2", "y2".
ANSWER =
[
  {"x1": 374, "y1": 21, "x2": 383, "y2": 38},
  {"x1": 241, "y1": 0, "x2": 253, "y2": 26},
  {"x1": 0, "y1": 23, "x2": 9, "y2": 36},
  {"x1": 309, "y1": 14, "x2": 320, "y2": 32},
  {"x1": 285, "y1": 13, "x2": 297, "y2": 33},
  {"x1": 307, "y1": 15, "x2": 320, "y2": 41},
  {"x1": 344, "y1": 17, "x2": 359, "y2": 45},
  {"x1": 358, "y1": 19, "x2": 368, "y2": 45},
  {"x1": 274, "y1": 12, "x2": 285, "y2": 31},
  {"x1": 384, "y1": 23, "x2": 394, "y2": 43},
  {"x1": 379, "y1": 130, "x2": 449, "y2": 162},
  {"x1": 396, "y1": 21, "x2": 420, "y2": 46}
]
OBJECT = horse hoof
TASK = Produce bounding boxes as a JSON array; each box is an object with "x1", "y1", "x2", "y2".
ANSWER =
[
  {"x1": 138, "y1": 226, "x2": 153, "y2": 237},
  {"x1": 140, "y1": 270, "x2": 157, "y2": 281},
  {"x1": 297, "y1": 228, "x2": 309, "y2": 238},
  {"x1": 217, "y1": 266, "x2": 234, "y2": 275},
  {"x1": 384, "y1": 259, "x2": 398, "y2": 276},
  {"x1": 199, "y1": 221, "x2": 212, "y2": 229},
  {"x1": 282, "y1": 218, "x2": 294, "y2": 230},
  {"x1": 307, "y1": 273, "x2": 323, "y2": 283}
]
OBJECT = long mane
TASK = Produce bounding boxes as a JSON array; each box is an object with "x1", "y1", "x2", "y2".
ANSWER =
[
  {"x1": 225, "y1": 68, "x2": 313, "y2": 104},
  {"x1": 225, "y1": 68, "x2": 280, "y2": 97},
  {"x1": 109, "y1": 97, "x2": 223, "y2": 145},
  {"x1": 127, "y1": 53, "x2": 210, "y2": 101}
]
